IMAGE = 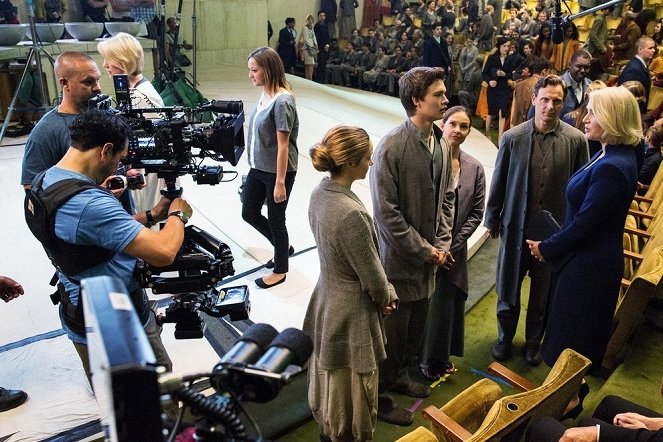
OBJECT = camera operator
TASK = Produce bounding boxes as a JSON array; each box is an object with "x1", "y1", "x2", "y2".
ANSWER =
[
  {"x1": 25, "y1": 109, "x2": 193, "y2": 385},
  {"x1": 20, "y1": 51, "x2": 167, "y2": 229},
  {"x1": 21, "y1": 52, "x2": 101, "y2": 192}
]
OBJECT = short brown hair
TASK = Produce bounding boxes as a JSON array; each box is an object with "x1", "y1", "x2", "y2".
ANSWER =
[
  {"x1": 399, "y1": 67, "x2": 446, "y2": 117},
  {"x1": 533, "y1": 74, "x2": 565, "y2": 97}
]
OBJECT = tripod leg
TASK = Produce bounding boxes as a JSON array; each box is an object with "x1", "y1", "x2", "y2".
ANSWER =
[{"x1": 0, "y1": 48, "x2": 38, "y2": 141}]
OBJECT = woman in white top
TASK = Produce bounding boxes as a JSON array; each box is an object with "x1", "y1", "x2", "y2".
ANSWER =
[
  {"x1": 243, "y1": 47, "x2": 299, "y2": 289},
  {"x1": 98, "y1": 32, "x2": 167, "y2": 218}
]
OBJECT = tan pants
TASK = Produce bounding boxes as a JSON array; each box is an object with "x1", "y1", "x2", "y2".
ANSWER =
[{"x1": 308, "y1": 354, "x2": 378, "y2": 442}]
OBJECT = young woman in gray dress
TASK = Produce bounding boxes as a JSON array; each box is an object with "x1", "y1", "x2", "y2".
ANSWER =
[
  {"x1": 242, "y1": 47, "x2": 298, "y2": 289},
  {"x1": 419, "y1": 106, "x2": 486, "y2": 380},
  {"x1": 305, "y1": 125, "x2": 398, "y2": 441}
]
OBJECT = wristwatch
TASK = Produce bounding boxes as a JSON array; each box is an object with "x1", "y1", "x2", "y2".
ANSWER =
[{"x1": 168, "y1": 210, "x2": 189, "y2": 225}]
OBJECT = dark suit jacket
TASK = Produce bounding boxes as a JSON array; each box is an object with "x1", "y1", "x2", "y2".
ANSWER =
[
  {"x1": 639, "y1": 146, "x2": 662, "y2": 185},
  {"x1": 619, "y1": 57, "x2": 652, "y2": 103},
  {"x1": 423, "y1": 36, "x2": 451, "y2": 70},
  {"x1": 277, "y1": 27, "x2": 297, "y2": 69}
]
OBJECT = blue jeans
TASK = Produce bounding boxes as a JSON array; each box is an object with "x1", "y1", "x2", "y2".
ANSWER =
[{"x1": 241, "y1": 168, "x2": 296, "y2": 274}]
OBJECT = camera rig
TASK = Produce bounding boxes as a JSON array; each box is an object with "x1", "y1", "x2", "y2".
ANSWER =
[
  {"x1": 136, "y1": 225, "x2": 250, "y2": 339},
  {"x1": 82, "y1": 276, "x2": 312, "y2": 442},
  {"x1": 120, "y1": 99, "x2": 245, "y2": 199},
  {"x1": 92, "y1": 79, "x2": 250, "y2": 338}
]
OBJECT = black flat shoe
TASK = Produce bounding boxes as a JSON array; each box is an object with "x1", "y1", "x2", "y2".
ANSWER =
[
  {"x1": 265, "y1": 246, "x2": 295, "y2": 269},
  {"x1": 255, "y1": 275, "x2": 286, "y2": 289}
]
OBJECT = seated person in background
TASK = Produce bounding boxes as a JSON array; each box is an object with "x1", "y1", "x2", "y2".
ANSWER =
[
  {"x1": 525, "y1": 381, "x2": 663, "y2": 442},
  {"x1": 458, "y1": 55, "x2": 483, "y2": 111},
  {"x1": 640, "y1": 125, "x2": 663, "y2": 191},
  {"x1": 164, "y1": 17, "x2": 193, "y2": 67}
]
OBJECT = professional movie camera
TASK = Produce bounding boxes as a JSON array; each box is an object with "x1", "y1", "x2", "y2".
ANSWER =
[
  {"x1": 90, "y1": 74, "x2": 245, "y2": 199},
  {"x1": 92, "y1": 75, "x2": 250, "y2": 339},
  {"x1": 82, "y1": 276, "x2": 312, "y2": 442}
]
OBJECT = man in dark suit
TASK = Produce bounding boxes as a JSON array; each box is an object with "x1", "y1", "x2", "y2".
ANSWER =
[
  {"x1": 526, "y1": 393, "x2": 663, "y2": 441},
  {"x1": 619, "y1": 36, "x2": 656, "y2": 106},
  {"x1": 314, "y1": 10, "x2": 331, "y2": 84},
  {"x1": 559, "y1": 50, "x2": 592, "y2": 117},
  {"x1": 277, "y1": 17, "x2": 298, "y2": 74},
  {"x1": 423, "y1": 25, "x2": 452, "y2": 74}
]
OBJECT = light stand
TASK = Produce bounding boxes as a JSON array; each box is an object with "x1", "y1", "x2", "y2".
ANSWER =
[
  {"x1": 192, "y1": 0, "x2": 197, "y2": 96},
  {"x1": 0, "y1": 0, "x2": 57, "y2": 143}
]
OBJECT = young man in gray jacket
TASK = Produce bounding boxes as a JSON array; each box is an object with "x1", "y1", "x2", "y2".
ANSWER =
[{"x1": 370, "y1": 66, "x2": 455, "y2": 426}]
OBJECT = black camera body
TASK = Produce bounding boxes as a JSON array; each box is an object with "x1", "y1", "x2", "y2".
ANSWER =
[{"x1": 106, "y1": 173, "x2": 145, "y2": 191}]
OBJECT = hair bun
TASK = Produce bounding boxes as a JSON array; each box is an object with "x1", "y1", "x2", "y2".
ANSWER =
[{"x1": 310, "y1": 142, "x2": 336, "y2": 172}]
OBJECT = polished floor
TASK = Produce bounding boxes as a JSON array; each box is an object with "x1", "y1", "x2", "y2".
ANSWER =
[{"x1": 0, "y1": 64, "x2": 498, "y2": 441}]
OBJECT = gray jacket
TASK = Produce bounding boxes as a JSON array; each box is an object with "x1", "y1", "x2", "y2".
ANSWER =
[
  {"x1": 304, "y1": 178, "x2": 397, "y2": 373},
  {"x1": 484, "y1": 119, "x2": 588, "y2": 305},
  {"x1": 370, "y1": 119, "x2": 455, "y2": 302}
]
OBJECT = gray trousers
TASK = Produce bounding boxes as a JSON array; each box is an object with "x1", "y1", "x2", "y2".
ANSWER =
[
  {"x1": 496, "y1": 245, "x2": 551, "y2": 346},
  {"x1": 379, "y1": 297, "x2": 430, "y2": 392}
]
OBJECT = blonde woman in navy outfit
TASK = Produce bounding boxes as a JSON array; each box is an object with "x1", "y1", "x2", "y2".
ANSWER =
[
  {"x1": 527, "y1": 87, "x2": 640, "y2": 374},
  {"x1": 243, "y1": 47, "x2": 298, "y2": 289}
]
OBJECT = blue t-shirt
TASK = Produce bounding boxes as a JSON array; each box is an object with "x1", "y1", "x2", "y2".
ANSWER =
[{"x1": 43, "y1": 167, "x2": 144, "y2": 343}]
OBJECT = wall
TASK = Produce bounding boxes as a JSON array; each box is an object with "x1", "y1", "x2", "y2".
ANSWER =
[{"x1": 14, "y1": 0, "x2": 367, "y2": 68}]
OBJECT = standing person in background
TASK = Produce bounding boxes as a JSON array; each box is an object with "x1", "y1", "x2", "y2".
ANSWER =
[
  {"x1": 299, "y1": 14, "x2": 318, "y2": 81},
  {"x1": 458, "y1": 36, "x2": 479, "y2": 92},
  {"x1": 477, "y1": 5, "x2": 495, "y2": 52},
  {"x1": 305, "y1": 125, "x2": 398, "y2": 442},
  {"x1": 97, "y1": 32, "x2": 167, "y2": 218},
  {"x1": 36, "y1": 0, "x2": 65, "y2": 23},
  {"x1": 485, "y1": 75, "x2": 588, "y2": 366},
  {"x1": 0, "y1": 276, "x2": 28, "y2": 412},
  {"x1": 370, "y1": 67, "x2": 455, "y2": 426},
  {"x1": 130, "y1": 0, "x2": 159, "y2": 74},
  {"x1": 339, "y1": 0, "x2": 359, "y2": 39},
  {"x1": 482, "y1": 37, "x2": 514, "y2": 143},
  {"x1": 314, "y1": 11, "x2": 331, "y2": 84},
  {"x1": 321, "y1": 0, "x2": 338, "y2": 39},
  {"x1": 419, "y1": 106, "x2": 485, "y2": 381},
  {"x1": 80, "y1": 0, "x2": 108, "y2": 23},
  {"x1": 526, "y1": 86, "x2": 640, "y2": 374},
  {"x1": 550, "y1": 23, "x2": 580, "y2": 73},
  {"x1": 242, "y1": 47, "x2": 298, "y2": 289},
  {"x1": 277, "y1": 17, "x2": 298, "y2": 75},
  {"x1": 0, "y1": 0, "x2": 18, "y2": 24}
]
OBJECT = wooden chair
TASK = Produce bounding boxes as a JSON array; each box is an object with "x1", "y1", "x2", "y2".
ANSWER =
[
  {"x1": 396, "y1": 426, "x2": 440, "y2": 442},
  {"x1": 603, "y1": 245, "x2": 663, "y2": 372},
  {"x1": 422, "y1": 349, "x2": 591, "y2": 442}
]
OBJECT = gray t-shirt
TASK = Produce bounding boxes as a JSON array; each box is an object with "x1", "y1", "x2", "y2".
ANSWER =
[
  {"x1": 21, "y1": 108, "x2": 77, "y2": 186},
  {"x1": 246, "y1": 92, "x2": 299, "y2": 173}
]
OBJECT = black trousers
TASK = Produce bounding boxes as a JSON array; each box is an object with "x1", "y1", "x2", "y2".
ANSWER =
[
  {"x1": 241, "y1": 168, "x2": 296, "y2": 274},
  {"x1": 525, "y1": 396, "x2": 663, "y2": 442}
]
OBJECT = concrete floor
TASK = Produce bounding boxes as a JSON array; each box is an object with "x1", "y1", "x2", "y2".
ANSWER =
[{"x1": 0, "y1": 63, "x2": 498, "y2": 441}]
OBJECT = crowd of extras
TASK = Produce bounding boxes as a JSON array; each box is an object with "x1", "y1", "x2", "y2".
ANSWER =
[{"x1": 277, "y1": 0, "x2": 663, "y2": 144}]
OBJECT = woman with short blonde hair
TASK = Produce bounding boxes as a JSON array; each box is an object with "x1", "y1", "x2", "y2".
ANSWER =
[
  {"x1": 526, "y1": 85, "x2": 640, "y2": 378},
  {"x1": 589, "y1": 86, "x2": 643, "y2": 146},
  {"x1": 97, "y1": 31, "x2": 166, "y2": 216},
  {"x1": 97, "y1": 32, "x2": 144, "y2": 77}
]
